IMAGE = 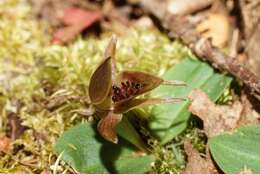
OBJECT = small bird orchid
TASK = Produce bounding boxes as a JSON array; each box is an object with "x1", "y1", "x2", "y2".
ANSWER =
[{"x1": 89, "y1": 35, "x2": 186, "y2": 143}]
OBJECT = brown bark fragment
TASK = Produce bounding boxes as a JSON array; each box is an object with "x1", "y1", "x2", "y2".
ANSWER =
[{"x1": 183, "y1": 141, "x2": 218, "y2": 174}]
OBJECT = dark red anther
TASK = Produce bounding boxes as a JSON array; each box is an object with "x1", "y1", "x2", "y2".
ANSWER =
[
  {"x1": 135, "y1": 83, "x2": 141, "y2": 89},
  {"x1": 112, "y1": 96, "x2": 117, "y2": 102},
  {"x1": 112, "y1": 81, "x2": 144, "y2": 103},
  {"x1": 121, "y1": 82, "x2": 127, "y2": 90},
  {"x1": 126, "y1": 81, "x2": 130, "y2": 87},
  {"x1": 112, "y1": 85, "x2": 121, "y2": 94},
  {"x1": 128, "y1": 89, "x2": 134, "y2": 95}
]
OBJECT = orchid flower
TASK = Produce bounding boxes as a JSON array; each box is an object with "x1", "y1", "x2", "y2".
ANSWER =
[{"x1": 89, "y1": 35, "x2": 186, "y2": 143}]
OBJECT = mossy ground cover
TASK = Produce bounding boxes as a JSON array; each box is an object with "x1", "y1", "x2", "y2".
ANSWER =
[{"x1": 0, "y1": 0, "x2": 198, "y2": 173}]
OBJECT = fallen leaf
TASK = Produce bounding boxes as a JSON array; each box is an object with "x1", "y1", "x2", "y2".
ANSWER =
[
  {"x1": 7, "y1": 112, "x2": 27, "y2": 140},
  {"x1": 183, "y1": 141, "x2": 218, "y2": 174},
  {"x1": 188, "y1": 89, "x2": 243, "y2": 137},
  {"x1": 52, "y1": 25, "x2": 85, "y2": 45},
  {"x1": 62, "y1": 8, "x2": 100, "y2": 26},
  {"x1": 0, "y1": 136, "x2": 11, "y2": 153},
  {"x1": 196, "y1": 13, "x2": 230, "y2": 48},
  {"x1": 52, "y1": 8, "x2": 102, "y2": 44},
  {"x1": 237, "y1": 94, "x2": 260, "y2": 126}
]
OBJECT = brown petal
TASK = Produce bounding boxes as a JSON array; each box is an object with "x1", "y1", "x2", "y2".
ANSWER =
[
  {"x1": 118, "y1": 71, "x2": 163, "y2": 96},
  {"x1": 97, "y1": 112, "x2": 122, "y2": 143},
  {"x1": 114, "y1": 97, "x2": 186, "y2": 114},
  {"x1": 104, "y1": 35, "x2": 117, "y2": 59},
  {"x1": 89, "y1": 57, "x2": 112, "y2": 104},
  {"x1": 104, "y1": 35, "x2": 117, "y2": 83}
]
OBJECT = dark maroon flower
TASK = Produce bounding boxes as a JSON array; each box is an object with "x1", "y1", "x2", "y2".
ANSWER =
[{"x1": 89, "y1": 35, "x2": 186, "y2": 143}]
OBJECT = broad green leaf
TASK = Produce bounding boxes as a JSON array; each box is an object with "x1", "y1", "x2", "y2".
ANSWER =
[
  {"x1": 209, "y1": 125, "x2": 260, "y2": 174},
  {"x1": 114, "y1": 98, "x2": 185, "y2": 114},
  {"x1": 55, "y1": 123, "x2": 154, "y2": 174},
  {"x1": 116, "y1": 116, "x2": 148, "y2": 152},
  {"x1": 149, "y1": 58, "x2": 232, "y2": 144}
]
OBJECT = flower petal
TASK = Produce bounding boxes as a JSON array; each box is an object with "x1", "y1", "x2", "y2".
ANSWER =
[
  {"x1": 89, "y1": 57, "x2": 112, "y2": 104},
  {"x1": 97, "y1": 112, "x2": 123, "y2": 143},
  {"x1": 104, "y1": 35, "x2": 117, "y2": 83},
  {"x1": 114, "y1": 97, "x2": 186, "y2": 114},
  {"x1": 104, "y1": 34, "x2": 117, "y2": 59},
  {"x1": 118, "y1": 71, "x2": 163, "y2": 96}
]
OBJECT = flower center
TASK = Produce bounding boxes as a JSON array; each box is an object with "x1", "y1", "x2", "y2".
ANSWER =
[{"x1": 112, "y1": 81, "x2": 142, "y2": 102}]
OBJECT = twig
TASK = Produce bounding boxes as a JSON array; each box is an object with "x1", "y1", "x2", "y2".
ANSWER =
[{"x1": 141, "y1": 0, "x2": 260, "y2": 98}]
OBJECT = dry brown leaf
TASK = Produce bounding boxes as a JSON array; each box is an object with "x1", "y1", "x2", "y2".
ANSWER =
[
  {"x1": 183, "y1": 141, "x2": 218, "y2": 174},
  {"x1": 188, "y1": 89, "x2": 243, "y2": 137},
  {"x1": 189, "y1": 89, "x2": 260, "y2": 137},
  {"x1": 0, "y1": 136, "x2": 11, "y2": 153},
  {"x1": 196, "y1": 13, "x2": 230, "y2": 48},
  {"x1": 29, "y1": 0, "x2": 100, "y2": 27},
  {"x1": 237, "y1": 94, "x2": 260, "y2": 126},
  {"x1": 52, "y1": 8, "x2": 102, "y2": 44}
]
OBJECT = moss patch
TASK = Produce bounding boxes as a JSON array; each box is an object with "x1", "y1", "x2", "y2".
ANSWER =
[{"x1": 0, "y1": 0, "x2": 192, "y2": 173}]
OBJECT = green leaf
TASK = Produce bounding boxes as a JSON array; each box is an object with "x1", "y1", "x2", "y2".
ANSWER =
[
  {"x1": 149, "y1": 58, "x2": 232, "y2": 144},
  {"x1": 55, "y1": 123, "x2": 154, "y2": 174},
  {"x1": 116, "y1": 116, "x2": 148, "y2": 152},
  {"x1": 209, "y1": 125, "x2": 260, "y2": 174},
  {"x1": 114, "y1": 98, "x2": 185, "y2": 114}
]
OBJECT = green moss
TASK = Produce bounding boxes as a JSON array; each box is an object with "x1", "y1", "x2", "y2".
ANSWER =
[
  {"x1": 147, "y1": 139, "x2": 184, "y2": 174},
  {"x1": 0, "y1": 0, "x2": 192, "y2": 173}
]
